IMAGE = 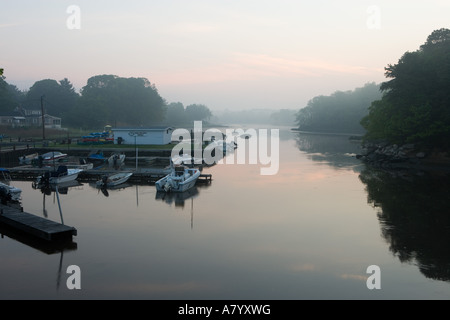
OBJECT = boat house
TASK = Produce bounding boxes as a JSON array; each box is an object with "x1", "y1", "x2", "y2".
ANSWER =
[{"x1": 112, "y1": 127, "x2": 174, "y2": 145}]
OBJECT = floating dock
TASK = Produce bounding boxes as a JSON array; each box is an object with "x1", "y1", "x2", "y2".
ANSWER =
[
  {"x1": 7, "y1": 166, "x2": 213, "y2": 185},
  {"x1": 0, "y1": 204, "x2": 77, "y2": 242}
]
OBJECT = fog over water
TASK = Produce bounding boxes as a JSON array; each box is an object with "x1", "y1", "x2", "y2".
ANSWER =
[{"x1": 1, "y1": 128, "x2": 449, "y2": 299}]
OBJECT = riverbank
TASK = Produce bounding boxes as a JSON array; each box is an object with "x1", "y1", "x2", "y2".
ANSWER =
[{"x1": 356, "y1": 141, "x2": 450, "y2": 172}]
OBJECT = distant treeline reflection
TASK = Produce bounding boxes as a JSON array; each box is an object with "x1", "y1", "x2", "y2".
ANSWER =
[
  {"x1": 359, "y1": 168, "x2": 450, "y2": 282},
  {"x1": 294, "y1": 132, "x2": 363, "y2": 170}
]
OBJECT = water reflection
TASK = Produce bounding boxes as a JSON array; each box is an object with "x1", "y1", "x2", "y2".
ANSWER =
[
  {"x1": 33, "y1": 180, "x2": 83, "y2": 220},
  {"x1": 35, "y1": 180, "x2": 83, "y2": 196},
  {"x1": 1, "y1": 184, "x2": 78, "y2": 292},
  {"x1": 0, "y1": 223, "x2": 77, "y2": 254},
  {"x1": 89, "y1": 182, "x2": 134, "y2": 197},
  {"x1": 294, "y1": 132, "x2": 363, "y2": 169},
  {"x1": 359, "y1": 167, "x2": 450, "y2": 282},
  {"x1": 155, "y1": 186, "x2": 199, "y2": 208}
]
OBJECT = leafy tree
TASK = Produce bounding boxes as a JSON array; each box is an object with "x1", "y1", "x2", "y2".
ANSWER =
[
  {"x1": 269, "y1": 109, "x2": 297, "y2": 126},
  {"x1": 25, "y1": 78, "x2": 79, "y2": 119},
  {"x1": 214, "y1": 109, "x2": 274, "y2": 125},
  {"x1": 73, "y1": 75, "x2": 166, "y2": 128},
  {"x1": 295, "y1": 82, "x2": 382, "y2": 134},
  {"x1": 361, "y1": 28, "x2": 450, "y2": 147},
  {"x1": 185, "y1": 104, "x2": 212, "y2": 122},
  {"x1": 0, "y1": 70, "x2": 26, "y2": 112},
  {"x1": 164, "y1": 102, "x2": 186, "y2": 125}
]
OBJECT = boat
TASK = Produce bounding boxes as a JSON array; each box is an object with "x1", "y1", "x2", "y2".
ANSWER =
[
  {"x1": 83, "y1": 150, "x2": 126, "y2": 169},
  {"x1": 22, "y1": 151, "x2": 68, "y2": 167},
  {"x1": 155, "y1": 165, "x2": 201, "y2": 193},
  {"x1": 19, "y1": 152, "x2": 39, "y2": 165},
  {"x1": 85, "y1": 150, "x2": 108, "y2": 167},
  {"x1": 0, "y1": 168, "x2": 22, "y2": 202},
  {"x1": 69, "y1": 162, "x2": 94, "y2": 171},
  {"x1": 108, "y1": 152, "x2": 126, "y2": 168},
  {"x1": 40, "y1": 151, "x2": 68, "y2": 164},
  {"x1": 33, "y1": 165, "x2": 83, "y2": 187},
  {"x1": 96, "y1": 172, "x2": 133, "y2": 188},
  {"x1": 0, "y1": 182, "x2": 22, "y2": 202}
]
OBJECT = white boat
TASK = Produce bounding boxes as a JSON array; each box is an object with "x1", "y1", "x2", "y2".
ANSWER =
[
  {"x1": 155, "y1": 165, "x2": 201, "y2": 193},
  {"x1": 0, "y1": 168, "x2": 22, "y2": 202},
  {"x1": 0, "y1": 182, "x2": 22, "y2": 202},
  {"x1": 19, "y1": 153, "x2": 39, "y2": 165},
  {"x1": 96, "y1": 172, "x2": 133, "y2": 188},
  {"x1": 40, "y1": 151, "x2": 68, "y2": 164},
  {"x1": 108, "y1": 153, "x2": 126, "y2": 168},
  {"x1": 34, "y1": 165, "x2": 83, "y2": 186},
  {"x1": 23, "y1": 151, "x2": 68, "y2": 167}
]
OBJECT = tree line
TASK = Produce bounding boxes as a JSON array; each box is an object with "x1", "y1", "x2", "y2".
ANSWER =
[
  {"x1": 361, "y1": 28, "x2": 450, "y2": 149},
  {"x1": 295, "y1": 27, "x2": 450, "y2": 150},
  {"x1": 0, "y1": 73, "x2": 212, "y2": 129},
  {"x1": 295, "y1": 82, "x2": 382, "y2": 134},
  {"x1": 213, "y1": 108, "x2": 297, "y2": 126}
]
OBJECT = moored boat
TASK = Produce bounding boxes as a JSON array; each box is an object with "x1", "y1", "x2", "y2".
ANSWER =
[
  {"x1": 33, "y1": 165, "x2": 83, "y2": 187},
  {"x1": 40, "y1": 151, "x2": 68, "y2": 164},
  {"x1": 108, "y1": 152, "x2": 126, "y2": 168},
  {"x1": 21, "y1": 151, "x2": 68, "y2": 167},
  {"x1": 0, "y1": 168, "x2": 22, "y2": 202},
  {"x1": 96, "y1": 172, "x2": 133, "y2": 188},
  {"x1": 85, "y1": 150, "x2": 108, "y2": 167},
  {"x1": 19, "y1": 153, "x2": 39, "y2": 165},
  {"x1": 155, "y1": 165, "x2": 201, "y2": 193}
]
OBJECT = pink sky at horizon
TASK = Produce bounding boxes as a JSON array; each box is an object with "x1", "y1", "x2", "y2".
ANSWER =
[{"x1": 1, "y1": 1, "x2": 448, "y2": 110}]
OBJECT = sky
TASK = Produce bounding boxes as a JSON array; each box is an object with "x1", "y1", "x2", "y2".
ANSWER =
[{"x1": 1, "y1": 0, "x2": 449, "y2": 111}]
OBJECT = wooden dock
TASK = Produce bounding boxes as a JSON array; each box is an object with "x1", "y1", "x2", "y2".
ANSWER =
[
  {"x1": 7, "y1": 166, "x2": 213, "y2": 185},
  {"x1": 0, "y1": 204, "x2": 77, "y2": 242}
]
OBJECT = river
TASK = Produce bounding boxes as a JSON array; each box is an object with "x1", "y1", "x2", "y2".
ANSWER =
[{"x1": 1, "y1": 126, "x2": 449, "y2": 300}]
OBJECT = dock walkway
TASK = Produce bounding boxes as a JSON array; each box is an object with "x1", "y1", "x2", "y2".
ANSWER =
[
  {"x1": 7, "y1": 166, "x2": 213, "y2": 184},
  {"x1": 0, "y1": 204, "x2": 77, "y2": 241}
]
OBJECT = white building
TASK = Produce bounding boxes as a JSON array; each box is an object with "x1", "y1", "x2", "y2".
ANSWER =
[{"x1": 112, "y1": 127, "x2": 174, "y2": 145}]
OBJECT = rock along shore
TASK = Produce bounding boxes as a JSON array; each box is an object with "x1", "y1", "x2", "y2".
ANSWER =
[{"x1": 356, "y1": 141, "x2": 450, "y2": 172}]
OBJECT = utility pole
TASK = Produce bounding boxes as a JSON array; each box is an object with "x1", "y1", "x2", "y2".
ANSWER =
[{"x1": 41, "y1": 95, "x2": 46, "y2": 141}]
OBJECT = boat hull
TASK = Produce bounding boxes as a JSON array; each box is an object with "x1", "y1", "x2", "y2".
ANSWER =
[
  {"x1": 155, "y1": 167, "x2": 201, "y2": 193},
  {"x1": 35, "y1": 167, "x2": 83, "y2": 187},
  {"x1": 96, "y1": 172, "x2": 132, "y2": 188},
  {"x1": 0, "y1": 182, "x2": 22, "y2": 202},
  {"x1": 50, "y1": 170, "x2": 82, "y2": 184}
]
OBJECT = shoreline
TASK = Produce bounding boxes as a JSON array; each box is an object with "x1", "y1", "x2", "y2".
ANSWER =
[
  {"x1": 290, "y1": 128, "x2": 364, "y2": 138},
  {"x1": 356, "y1": 141, "x2": 450, "y2": 173}
]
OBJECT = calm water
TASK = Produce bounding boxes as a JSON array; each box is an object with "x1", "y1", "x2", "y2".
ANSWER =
[{"x1": 1, "y1": 127, "x2": 450, "y2": 300}]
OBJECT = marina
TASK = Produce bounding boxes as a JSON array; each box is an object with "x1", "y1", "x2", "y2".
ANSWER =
[
  {"x1": 0, "y1": 155, "x2": 213, "y2": 243},
  {"x1": 7, "y1": 166, "x2": 213, "y2": 184},
  {"x1": 0, "y1": 130, "x2": 449, "y2": 299}
]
